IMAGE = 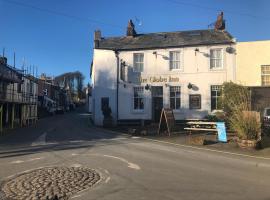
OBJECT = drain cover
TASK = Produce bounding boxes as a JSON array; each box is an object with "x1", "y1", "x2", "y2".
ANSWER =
[{"x1": 0, "y1": 166, "x2": 101, "y2": 200}]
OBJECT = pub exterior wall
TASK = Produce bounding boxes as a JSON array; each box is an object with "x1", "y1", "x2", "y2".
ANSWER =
[{"x1": 92, "y1": 44, "x2": 236, "y2": 125}]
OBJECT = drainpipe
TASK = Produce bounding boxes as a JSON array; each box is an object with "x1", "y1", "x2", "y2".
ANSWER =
[{"x1": 114, "y1": 50, "x2": 119, "y2": 124}]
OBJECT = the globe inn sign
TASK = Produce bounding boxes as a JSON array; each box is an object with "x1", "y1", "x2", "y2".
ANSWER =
[{"x1": 138, "y1": 76, "x2": 180, "y2": 83}]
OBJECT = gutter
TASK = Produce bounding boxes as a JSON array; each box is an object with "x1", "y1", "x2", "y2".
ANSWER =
[
  {"x1": 114, "y1": 50, "x2": 119, "y2": 124},
  {"x1": 96, "y1": 42, "x2": 235, "y2": 52}
]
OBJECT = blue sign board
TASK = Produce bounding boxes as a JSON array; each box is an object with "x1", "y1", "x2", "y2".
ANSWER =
[{"x1": 216, "y1": 122, "x2": 227, "y2": 142}]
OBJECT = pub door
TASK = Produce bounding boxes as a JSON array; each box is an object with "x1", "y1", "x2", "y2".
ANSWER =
[{"x1": 152, "y1": 86, "x2": 163, "y2": 122}]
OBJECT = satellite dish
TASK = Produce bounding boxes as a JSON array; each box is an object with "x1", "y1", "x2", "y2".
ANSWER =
[{"x1": 226, "y1": 47, "x2": 236, "y2": 54}]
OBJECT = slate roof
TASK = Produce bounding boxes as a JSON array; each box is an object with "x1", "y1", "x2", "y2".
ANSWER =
[{"x1": 96, "y1": 29, "x2": 235, "y2": 51}]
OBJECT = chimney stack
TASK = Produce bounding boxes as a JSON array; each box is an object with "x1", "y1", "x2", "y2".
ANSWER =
[
  {"x1": 94, "y1": 30, "x2": 101, "y2": 48},
  {"x1": 215, "y1": 11, "x2": 225, "y2": 31},
  {"x1": 126, "y1": 19, "x2": 137, "y2": 37}
]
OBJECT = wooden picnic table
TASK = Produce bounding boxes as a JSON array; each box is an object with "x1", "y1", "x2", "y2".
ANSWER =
[{"x1": 184, "y1": 121, "x2": 218, "y2": 132}]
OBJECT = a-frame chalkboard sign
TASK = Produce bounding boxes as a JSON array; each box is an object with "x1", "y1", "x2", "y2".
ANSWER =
[{"x1": 158, "y1": 108, "x2": 175, "y2": 136}]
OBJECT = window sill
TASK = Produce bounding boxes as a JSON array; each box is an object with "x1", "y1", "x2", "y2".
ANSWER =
[
  {"x1": 209, "y1": 68, "x2": 224, "y2": 71},
  {"x1": 132, "y1": 110, "x2": 145, "y2": 114},
  {"x1": 172, "y1": 109, "x2": 182, "y2": 113},
  {"x1": 169, "y1": 69, "x2": 183, "y2": 72}
]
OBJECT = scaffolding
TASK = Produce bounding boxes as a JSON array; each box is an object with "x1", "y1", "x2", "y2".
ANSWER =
[{"x1": 0, "y1": 58, "x2": 38, "y2": 133}]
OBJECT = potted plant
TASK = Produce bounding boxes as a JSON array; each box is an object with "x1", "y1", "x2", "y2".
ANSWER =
[{"x1": 102, "y1": 105, "x2": 113, "y2": 128}]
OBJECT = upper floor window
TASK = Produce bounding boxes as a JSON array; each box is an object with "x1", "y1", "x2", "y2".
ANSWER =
[
  {"x1": 133, "y1": 53, "x2": 144, "y2": 72},
  {"x1": 170, "y1": 86, "x2": 181, "y2": 109},
  {"x1": 133, "y1": 87, "x2": 144, "y2": 110},
  {"x1": 261, "y1": 65, "x2": 270, "y2": 86},
  {"x1": 169, "y1": 51, "x2": 181, "y2": 70},
  {"x1": 210, "y1": 49, "x2": 223, "y2": 69}
]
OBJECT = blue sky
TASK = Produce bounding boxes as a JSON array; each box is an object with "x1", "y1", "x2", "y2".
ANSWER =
[{"x1": 0, "y1": 0, "x2": 269, "y2": 84}]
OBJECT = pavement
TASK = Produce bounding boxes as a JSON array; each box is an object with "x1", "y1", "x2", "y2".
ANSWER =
[{"x1": 0, "y1": 108, "x2": 270, "y2": 200}]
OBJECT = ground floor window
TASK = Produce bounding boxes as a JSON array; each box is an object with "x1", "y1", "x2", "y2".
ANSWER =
[
  {"x1": 211, "y1": 85, "x2": 222, "y2": 110},
  {"x1": 170, "y1": 86, "x2": 181, "y2": 109},
  {"x1": 189, "y1": 94, "x2": 201, "y2": 109},
  {"x1": 133, "y1": 87, "x2": 144, "y2": 110}
]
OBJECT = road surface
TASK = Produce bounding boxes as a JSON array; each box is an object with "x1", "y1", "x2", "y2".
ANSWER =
[{"x1": 0, "y1": 108, "x2": 270, "y2": 200}]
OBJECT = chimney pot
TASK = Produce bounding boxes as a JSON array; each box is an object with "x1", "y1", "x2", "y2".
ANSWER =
[
  {"x1": 126, "y1": 19, "x2": 137, "y2": 37},
  {"x1": 215, "y1": 11, "x2": 225, "y2": 31}
]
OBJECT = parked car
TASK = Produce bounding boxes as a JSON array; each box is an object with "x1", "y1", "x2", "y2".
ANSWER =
[{"x1": 56, "y1": 106, "x2": 65, "y2": 114}]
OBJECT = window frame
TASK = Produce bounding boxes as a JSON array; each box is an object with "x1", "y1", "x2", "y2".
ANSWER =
[
  {"x1": 133, "y1": 86, "x2": 144, "y2": 111},
  {"x1": 261, "y1": 65, "x2": 270, "y2": 86},
  {"x1": 210, "y1": 85, "x2": 222, "y2": 111},
  {"x1": 169, "y1": 51, "x2": 181, "y2": 70},
  {"x1": 209, "y1": 48, "x2": 223, "y2": 70},
  {"x1": 133, "y1": 53, "x2": 144, "y2": 73},
  {"x1": 169, "y1": 86, "x2": 181, "y2": 110}
]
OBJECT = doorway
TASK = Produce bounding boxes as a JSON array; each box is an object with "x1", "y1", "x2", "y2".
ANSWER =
[{"x1": 152, "y1": 86, "x2": 163, "y2": 122}]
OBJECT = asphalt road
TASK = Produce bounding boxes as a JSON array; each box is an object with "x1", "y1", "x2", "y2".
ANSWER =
[{"x1": 0, "y1": 108, "x2": 270, "y2": 200}]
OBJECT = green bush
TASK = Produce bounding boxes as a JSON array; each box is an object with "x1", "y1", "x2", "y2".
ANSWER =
[
  {"x1": 222, "y1": 82, "x2": 261, "y2": 140},
  {"x1": 205, "y1": 111, "x2": 226, "y2": 122}
]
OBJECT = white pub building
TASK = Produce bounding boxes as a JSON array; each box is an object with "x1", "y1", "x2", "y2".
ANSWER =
[{"x1": 91, "y1": 13, "x2": 236, "y2": 126}]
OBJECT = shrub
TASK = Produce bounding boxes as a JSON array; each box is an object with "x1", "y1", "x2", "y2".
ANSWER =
[
  {"x1": 205, "y1": 111, "x2": 226, "y2": 122},
  {"x1": 222, "y1": 82, "x2": 261, "y2": 140}
]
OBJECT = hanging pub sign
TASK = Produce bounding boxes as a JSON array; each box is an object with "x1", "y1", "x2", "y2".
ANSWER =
[{"x1": 158, "y1": 108, "x2": 175, "y2": 136}]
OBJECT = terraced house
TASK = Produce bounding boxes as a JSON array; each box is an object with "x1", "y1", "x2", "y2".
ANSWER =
[
  {"x1": 91, "y1": 13, "x2": 237, "y2": 126},
  {"x1": 0, "y1": 57, "x2": 38, "y2": 132}
]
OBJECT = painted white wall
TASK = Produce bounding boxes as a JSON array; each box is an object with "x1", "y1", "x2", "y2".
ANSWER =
[
  {"x1": 92, "y1": 49, "x2": 117, "y2": 125},
  {"x1": 92, "y1": 44, "x2": 236, "y2": 125}
]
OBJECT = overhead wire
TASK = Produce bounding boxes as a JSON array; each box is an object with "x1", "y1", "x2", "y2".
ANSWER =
[
  {"x1": 1, "y1": 0, "x2": 123, "y2": 29},
  {"x1": 164, "y1": 0, "x2": 270, "y2": 21}
]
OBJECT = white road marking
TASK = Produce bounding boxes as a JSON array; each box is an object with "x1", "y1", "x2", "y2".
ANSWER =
[
  {"x1": 71, "y1": 194, "x2": 82, "y2": 199},
  {"x1": 10, "y1": 160, "x2": 24, "y2": 164},
  {"x1": 105, "y1": 176, "x2": 111, "y2": 183},
  {"x1": 103, "y1": 155, "x2": 141, "y2": 170},
  {"x1": 131, "y1": 136, "x2": 140, "y2": 139},
  {"x1": 10, "y1": 157, "x2": 44, "y2": 164},
  {"x1": 28, "y1": 157, "x2": 43, "y2": 161},
  {"x1": 70, "y1": 164, "x2": 82, "y2": 168},
  {"x1": 69, "y1": 140, "x2": 86, "y2": 143},
  {"x1": 71, "y1": 153, "x2": 79, "y2": 156},
  {"x1": 31, "y1": 132, "x2": 47, "y2": 146}
]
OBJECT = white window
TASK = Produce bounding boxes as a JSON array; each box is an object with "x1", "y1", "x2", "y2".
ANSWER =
[
  {"x1": 133, "y1": 87, "x2": 144, "y2": 110},
  {"x1": 133, "y1": 53, "x2": 144, "y2": 72},
  {"x1": 210, "y1": 49, "x2": 223, "y2": 69},
  {"x1": 169, "y1": 51, "x2": 180, "y2": 70},
  {"x1": 261, "y1": 65, "x2": 270, "y2": 86},
  {"x1": 170, "y1": 86, "x2": 181, "y2": 109},
  {"x1": 211, "y1": 85, "x2": 222, "y2": 110}
]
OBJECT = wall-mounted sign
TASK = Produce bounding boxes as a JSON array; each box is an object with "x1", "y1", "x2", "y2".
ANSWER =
[
  {"x1": 138, "y1": 76, "x2": 180, "y2": 83},
  {"x1": 189, "y1": 94, "x2": 201, "y2": 109}
]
